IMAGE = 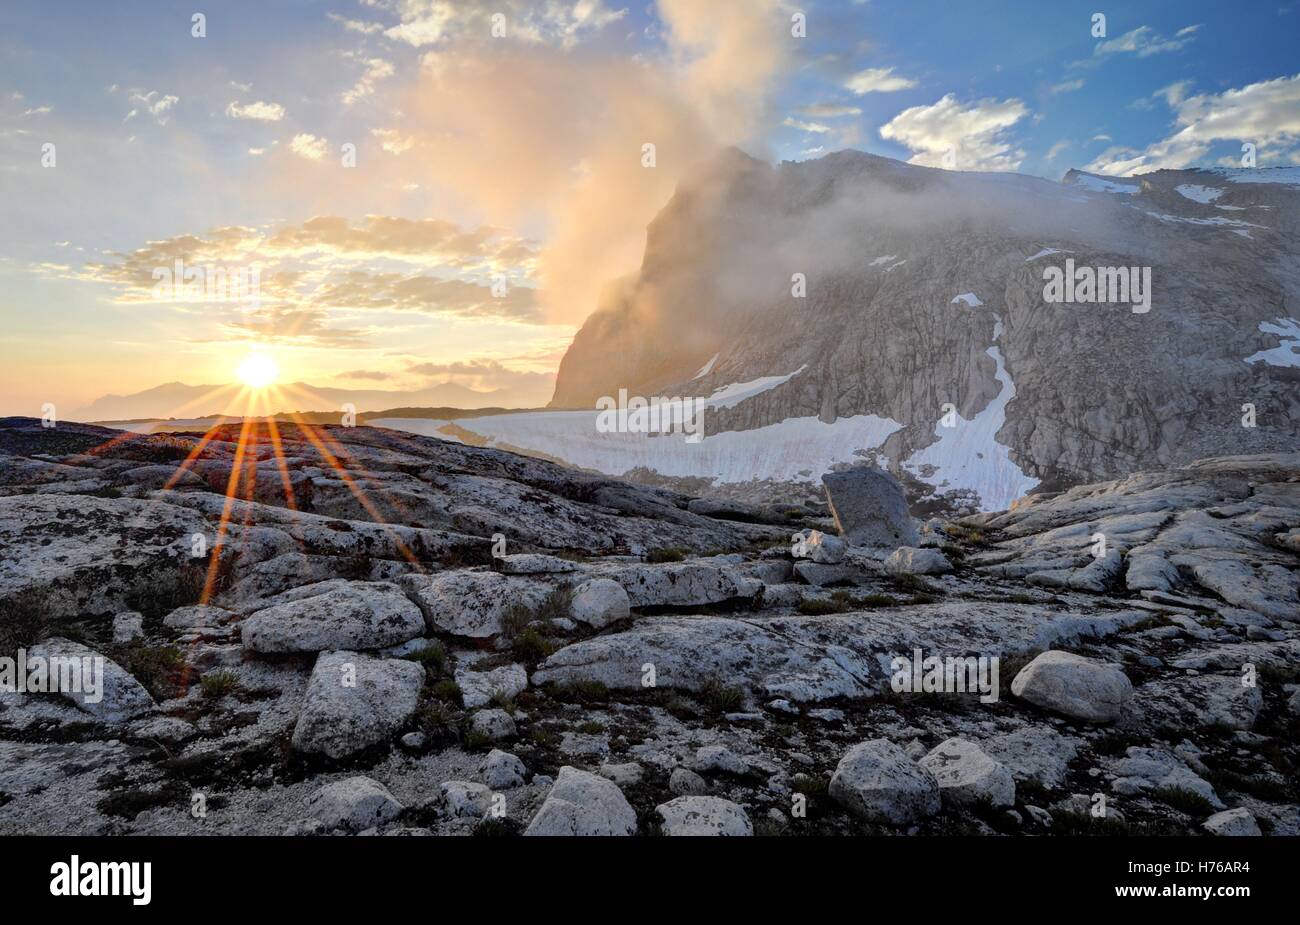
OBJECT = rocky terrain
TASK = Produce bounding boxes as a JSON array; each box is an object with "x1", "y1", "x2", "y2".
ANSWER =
[
  {"x1": 550, "y1": 150, "x2": 1300, "y2": 509},
  {"x1": 0, "y1": 416, "x2": 1296, "y2": 836}
]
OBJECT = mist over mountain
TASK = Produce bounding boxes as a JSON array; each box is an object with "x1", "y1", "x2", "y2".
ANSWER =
[{"x1": 551, "y1": 148, "x2": 1300, "y2": 504}]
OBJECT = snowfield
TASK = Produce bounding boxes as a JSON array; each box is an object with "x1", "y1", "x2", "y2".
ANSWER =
[{"x1": 372, "y1": 411, "x2": 904, "y2": 485}]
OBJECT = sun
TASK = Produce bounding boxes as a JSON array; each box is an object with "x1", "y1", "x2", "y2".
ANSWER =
[{"x1": 235, "y1": 352, "x2": 279, "y2": 389}]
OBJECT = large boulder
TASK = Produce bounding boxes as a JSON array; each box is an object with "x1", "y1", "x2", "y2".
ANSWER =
[
  {"x1": 240, "y1": 580, "x2": 424, "y2": 653},
  {"x1": 400, "y1": 571, "x2": 553, "y2": 638},
  {"x1": 1011, "y1": 650, "x2": 1132, "y2": 722},
  {"x1": 307, "y1": 776, "x2": 403, "y2": 831},
  {"x1": 655, "y1": 796, "x2": 753, "y2": 836},
  {"x1": 918, "y1": 738, "x2": 1015, "y2": 808},
  {"x1": 821, "y1": 467, "x2": 918, "y2": 548},
  {"x1": 829, "y1": 739, "x2": 940, "y2": 824},
  {"x1": 27, "y1": 637, "x2": 155, "y2": 723},
  {"x1": 524, "y1": 766, "x2": 637, "y2": 836},
  {"x1": 291, "y1": 650, "x2": 424, "y2": 758}
]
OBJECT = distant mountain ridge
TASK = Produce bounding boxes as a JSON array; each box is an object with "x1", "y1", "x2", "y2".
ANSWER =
[{"x1": 75, "y1": 379, "x2": 545, "y2": 422}]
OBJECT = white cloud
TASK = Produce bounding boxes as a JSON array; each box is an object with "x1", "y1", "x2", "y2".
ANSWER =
[
  {"x1": 1084, "y1": 72, "x2": 1300, "y2": 175},
  {"x1": 379, "y1": 0, "x2": 625, "y2": 49},
  {"x1": 372, "y1": 127, "x2": 415, "y2": 154},
  {"x1": 795, "y1": 103, "x2": 862, "y2": 118},
  {"x1": 1092, "y1": 24, "x2": 1198, "y2": 59},
  {"x1": 845, "y1": 67, "x2": 917, "y2": 95},
  {"x1": 290, "y1": 133, "x2": 329, "y2": 160},
  {"x1": 125, "y1": 90, "x2": 178, "y2": 125},
  {"x1": 880, "y1": 93, "x2": 1029, "y2": 171},
  {"x1": 225, "y1": 100, "x2": 285, "y2": 121},
  {"x1": 342, "y1": 57, "x2": 395, "y2": 105},
  {"x1": 1049, "y1": 79, "x2": 1085, "y2": 95},
  {"x1": 783, "y1": 116, "x2": 832, "y2": 134},
  {"x1": 1045, "y1": 139, "x2": 1070, "y2": 161}
]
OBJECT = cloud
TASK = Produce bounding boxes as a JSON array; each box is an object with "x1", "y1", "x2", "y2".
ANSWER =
[
  {"x1": 375, "y1": 0, "x2": 627, "y2": 49},
  {"x1": 879, "y1": 93, "x2": 1029, "y2": 171},
  {"x1": 1045, "y1": 139, "x2": 1070, "y2": 161},
  {"x1": 794, "y1": 103, "x2": 862, "y2": 118},
  {"x1": 290, "y1": 133, "x2": 329, "y2": 160},
  {"x1": 225, "y1": 100, "x2": 286, "y2": 121},
  {"x1": 845, "y1": 67, "x2": 917, "y2": 94},
  {"x1": 338, "y1": 369, "x2": 394, "y2": 380},
  {"x1": 1048, "y1": 79, "x2": 1085, "y2": 95},
  {"x1": 784, "y1": 117, "x2": 832, "y2": 134},
  {"x1": 1084, "y1": 72, "x2": 1300, "y2": 175},
  {"x1": 372, "y1": 127, "x2": 415, "y2": 154},
  {"x1": 1090, "y1": 24, "x2": 1199, "y2": 60},
  {"x1": 75, "y1": 216, "x2": 546, "y2": 338},
  {"x1": 383, "y1": 0, "x2": 791, "y2": 324},
  {"x1": 342, "y1": 57, "x2": 395, "y2": 105},
  {"x1": 124, "y1": 89, "x2": 178, "y2": 125},
  {"x1": 405, "y1": 358, "x2": 555, "y2": 392}
]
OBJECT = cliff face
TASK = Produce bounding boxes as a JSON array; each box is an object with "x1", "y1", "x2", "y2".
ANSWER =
[{"x1": 550, "y1": 149, "x2": 1300, "y2": 501}]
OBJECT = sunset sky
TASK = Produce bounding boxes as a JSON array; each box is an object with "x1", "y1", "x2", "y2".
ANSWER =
[{"x1": 1, "y1": 0, "x2": 1297, "y2": 418}]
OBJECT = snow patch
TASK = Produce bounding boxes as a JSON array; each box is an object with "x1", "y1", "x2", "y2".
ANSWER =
[
  {"x1": 1025, "y1": 248, "x2": 1068, "y2": 261},
  {"x1": 692, "y1": 353, "x2": 719, "y2": 380},
  {"x1": 1174, "y1": 184, "x2": 1223, "y2": 203},
  {"x1": 705, "y1": 366, "x2": 807, "y2": 409},
  {"x1": 1211, "y1": 166, "x2": 1300, "y2": 187},
  {"x1": 1245, "y1": 318, "x2": 1300, "y2": 368},
  {"x1": 869, "y1": 254, "x2": 898, "y2": 267},
  {"x1": 901, "y1": 313, "x2": 1039, "y2": 511},
  {"x1": 373, "y1": 412, "x2": 903, "y2": 485},
  {"x1": 1142, "y1": 210, "x2": 1261, "y2": 229},
  {"x1": 1072, "y1": 174, "x2": 1138, "y2": 195},
  {"x1": 951, "y1": 292, "x2": 984, "y2": 308}
]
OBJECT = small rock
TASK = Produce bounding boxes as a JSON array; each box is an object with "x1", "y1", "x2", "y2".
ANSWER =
[
  {"x1": 524, "y1": 766, "x2": 637, "y2": 836},
  {"x1": 669, "y1": 767, "x2": 708, "y2": 796},
  {"x1": 400, "y1": 732, "x2": 425, "y2": 749},
  {"x1": 307, "y1": 776, "x2": 402, "y2": 831},
  {"x1": 441, "y1": 781, "x2": 493, "y2": 819},
  {"x1": 918, "y1": 738, "x2": 1015, "y2": 808},
  {"x1": 1011, "y1": 650, "x2": 1133, "y2": 722},
  {"x1": 492, "y1": 554, "x2": 580, "y2": 575},
  {"x1": 693, "y1": 744, "x2": 748, "y2": 775},
  {"x1": 829, "y1": 739, "x2": 940, "y2": 824},
  {"x1": 111, "y1": 611, "x2": 144, "y2": 644},
  {"x1": 655, "y1": 796, "x2": 753, "y2": 836},
  {"x1": 242, "y1": 579, "x2": 424, "y2": 653},
  {"x1": 480, "y1": 749, "x2": 528, "y2": 789},
  {"x1": 455, "y1": 663, "x2": 528, "y2": 709},
  {"x1": 598, "y1": 761, "x2": 644, "y2": 786},
  {"x1": 469, "y1": 708, "x2": 517, "y2": 742},
  {"x1": 28, "y1": 637, "x2": 154, "y2": 723},
  {"x1": 291, "y1": 651, "x2": 424, "y2": 758},
  {"x1": 884, "y1": 546, "x2": 952, "y2": 576},
  {"x1": 799, "y1": 530, "x2": 847, "y2": 564},
  {"x1": 569, "y1": 578, "x2": 631, "y2": 628},
  {"x1": 1202, "y1": 807, "x2": 1261, "y2": 837}
]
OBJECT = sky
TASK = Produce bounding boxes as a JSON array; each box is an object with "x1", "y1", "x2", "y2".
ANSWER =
[{"x1": 1, "y1": 0, "x2": 1297, "y2": 417}]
